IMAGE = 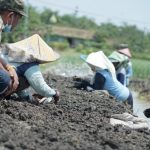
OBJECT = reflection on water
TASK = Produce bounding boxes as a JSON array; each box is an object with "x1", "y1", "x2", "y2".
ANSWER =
[{"x1": 133, "y1": 91, "x2": 150, "y2": 126}]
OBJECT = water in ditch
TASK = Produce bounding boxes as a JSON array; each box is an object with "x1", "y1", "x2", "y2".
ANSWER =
[{"x1": 132, "y1": 91, "x2": 150, "y2": 126}]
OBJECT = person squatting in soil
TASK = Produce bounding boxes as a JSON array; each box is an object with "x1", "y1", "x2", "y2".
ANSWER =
[
  {"x1": 80, "y1": 51, "x2": 133, "y2": 106},
  {"x1": 0, "y1": 0, "x2": 59, "y2": 104},
  {"x1": 108, "y1": 47, "x2": 133, "y2": 87}
]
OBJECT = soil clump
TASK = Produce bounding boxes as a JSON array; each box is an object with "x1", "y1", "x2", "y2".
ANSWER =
[{"x1": 0, "y1": 74, "x2": 150, "y2": 150}]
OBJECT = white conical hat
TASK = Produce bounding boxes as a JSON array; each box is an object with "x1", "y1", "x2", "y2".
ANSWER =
[
  {"x1": 6, "y1": 34, "x2": 60, "y2": 63},
  {"x1": 118, "y1": 48, "x2": 132, "y2": 58},
  {"x1": 81, "y1": 51, "x2": 116, "y2": 79}
]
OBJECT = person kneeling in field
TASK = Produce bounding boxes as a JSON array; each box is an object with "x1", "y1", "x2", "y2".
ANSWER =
[
  {"x1": 108, "y1": 48, "x2": 133, "y2": 87},
  {"x1": 80, "y1": 51, "x2": 133, "y2": 106},
  {"x1": 0, "y1": 59, "x2": 59, "y2": 104},
  {"x1": 0, "y1": 0, "x2": 59, "y2": 104}
]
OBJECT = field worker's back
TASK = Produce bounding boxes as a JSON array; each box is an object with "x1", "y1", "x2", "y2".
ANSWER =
[{"x1": 97, "y1": 69, "x2": 130, "y2": 101}]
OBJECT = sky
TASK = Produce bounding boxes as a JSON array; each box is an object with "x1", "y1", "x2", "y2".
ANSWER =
[{"x1": 27, "y1": 0, "x2": 150, "y2": 32}]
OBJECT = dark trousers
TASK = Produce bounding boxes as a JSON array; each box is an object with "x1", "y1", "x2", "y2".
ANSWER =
[
  {"x1": 16, "y1": 62, "x2": 38, "y2": 92},
  {"x1": 127, "y1": 92, "x2": 133, "y2": 106}
]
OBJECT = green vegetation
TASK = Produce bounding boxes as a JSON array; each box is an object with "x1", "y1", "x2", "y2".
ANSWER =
[
  {"x1": 49, "y1": 41, "x2": 69, "y2": 51},
  {"x1": 132, "y1": 59, "x2": 150, "y2": 79},
  {"x1": 40, "y1": 49, "x2": 82, "y2": 71},
  {"x1": 1, "y1": 6, "x2": 150, "y2": 56},
  {"x1": 40, "y1": 49, "x2": 150, "y2": 79},
  {"x1": 1, "y1": 5, "x2": 150, "y2": 79}
]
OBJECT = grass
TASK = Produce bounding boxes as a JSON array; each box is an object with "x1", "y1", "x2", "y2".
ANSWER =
[
  {"x1": 40, "y1": 50, "x2": 93, "y2": 77},
  {"x1": 132, "y1": 59, "x2": 150, "y2": 79},
  {"x1": 40, "y1": 49, "x2": 150, "y2": 79},
  {"x1": 40, "y1": 49, "x2": 82, "y2": 71}
]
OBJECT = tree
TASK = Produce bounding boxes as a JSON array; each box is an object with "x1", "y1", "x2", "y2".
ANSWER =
[{"x1": 58, "y1": 14, "x2": 97, "y2": 29}]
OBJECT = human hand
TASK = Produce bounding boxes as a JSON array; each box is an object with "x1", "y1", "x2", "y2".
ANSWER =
[
  {"x1": 6, "y1": 65, "x2": 19, "y2": 93},
  {"x1": 53, "y1": 90, "x2": 60, "y2": 104}
]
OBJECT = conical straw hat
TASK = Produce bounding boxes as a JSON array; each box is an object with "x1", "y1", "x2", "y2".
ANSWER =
[
  {"x1": 118, "y1": 48, "x2": 132, "y2": 58},
  {"x1": 80, "y1": 51, "x2": 116, "y2": 79},
  {"x1": 6, "y1": 34, "x2": 60, "y2": 63}
]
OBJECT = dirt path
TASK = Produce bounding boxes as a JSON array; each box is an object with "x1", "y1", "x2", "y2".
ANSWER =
[{"x1": 0, "y1": 74, "x2": 150, "y2": 150}]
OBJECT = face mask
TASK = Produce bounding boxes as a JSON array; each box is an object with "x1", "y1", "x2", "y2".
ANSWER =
[
  {"x1": 3, "y1": 14, "x2": 14, "y2": 33},
  {"x1": 3, "y1": 24, "x2": 12, "y2": 32}
]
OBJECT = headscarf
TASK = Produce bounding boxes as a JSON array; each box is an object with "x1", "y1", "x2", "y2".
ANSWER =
[{"x1": 108, "y1": 51, "x2": 129, "y2": 69}]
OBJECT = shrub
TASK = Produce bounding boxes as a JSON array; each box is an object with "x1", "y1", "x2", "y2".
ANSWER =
[{"x1": 49, "y1": 41, "x2": 69, "y2": 51}]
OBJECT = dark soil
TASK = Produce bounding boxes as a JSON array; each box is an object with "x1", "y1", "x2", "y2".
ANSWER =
[{"x1": 0, "y1": 73, "x2": 150, "y2": 150}]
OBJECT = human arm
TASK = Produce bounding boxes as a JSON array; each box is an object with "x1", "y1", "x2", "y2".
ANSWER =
[
  {"x1": 73, "y1": 76, "x2": 93, "y2": 90},
  {"x1": 0, "y1": 52, "x2": 19, "y2": 93},
  {"x1": 0, "y1": 61, "x2": 5, "y2": 70},
  {"x1": 93, "y1": 72, "x2": 105, "y2": 90},
  {"x1": 53, "y1": 90, "x2": 60, "y2": 104},
  {"x1": 126, "y1": 63, "x2": 133, "y2": 78}
]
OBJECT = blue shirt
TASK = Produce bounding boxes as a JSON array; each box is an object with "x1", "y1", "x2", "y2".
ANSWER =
[{"x1": 97, "y1": 69, "x2": 130, "y2": 101}]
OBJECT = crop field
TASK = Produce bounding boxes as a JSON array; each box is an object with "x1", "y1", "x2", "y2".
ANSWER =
[
  {"x1": 1, "y1": 50, "x2": 150, "y2": 150},
  {"x1": 41, "y1": 50, "x2": 150, "y2": 79},
  {"x1": 132, "y1": 59, "x2": 150, "y2": 79}
]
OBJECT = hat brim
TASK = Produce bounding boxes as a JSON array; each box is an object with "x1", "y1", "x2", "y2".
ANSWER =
[
  {"x1": 7, "y1": 8, "x2": 27, "y2": 17},
  {"x1": 118, "y1": 48, "x2": 132, "y2": 58},
  {"x1": 17, "y1": 10, "x2": 27, "y2": 17},
  {"x1": 108, "y1": 58, "x2": 120, "y2": 63},
  {"x1": 80, "y1": 55, "x2": 88, "y2": 62}
]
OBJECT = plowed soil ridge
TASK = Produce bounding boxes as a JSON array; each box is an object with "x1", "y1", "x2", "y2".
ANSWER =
[{"x1": 0, "y1": 74, "x2": 150, "y2": 150}]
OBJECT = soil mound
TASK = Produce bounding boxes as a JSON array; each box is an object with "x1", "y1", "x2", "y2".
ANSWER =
[{"x1": 0, "y1": 73, "x2": 150, "y2": 150}]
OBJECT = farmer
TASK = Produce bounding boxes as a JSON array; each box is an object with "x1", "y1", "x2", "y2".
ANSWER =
[
  {"x1": 108, "y1": 48, "x2": 133, "y2": 87},
  {"x1": 118, "y1": 48, "x2": 133, "y2": 86},
  {"x1": 0, "y1": 60, "x2": 60, "y2": 104},
  {"x1": 0, "y1": 0, "x2": 60, "y2": 104},
  {"x1": 108, "y1": 51, "x2": 129, "y2": 86},
  {"x1": 80, "y1": 51, "x2": 133, "y2": 106},
  {"x1": 0, "y1": 0, "x2": 27, "y2": 93}
]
